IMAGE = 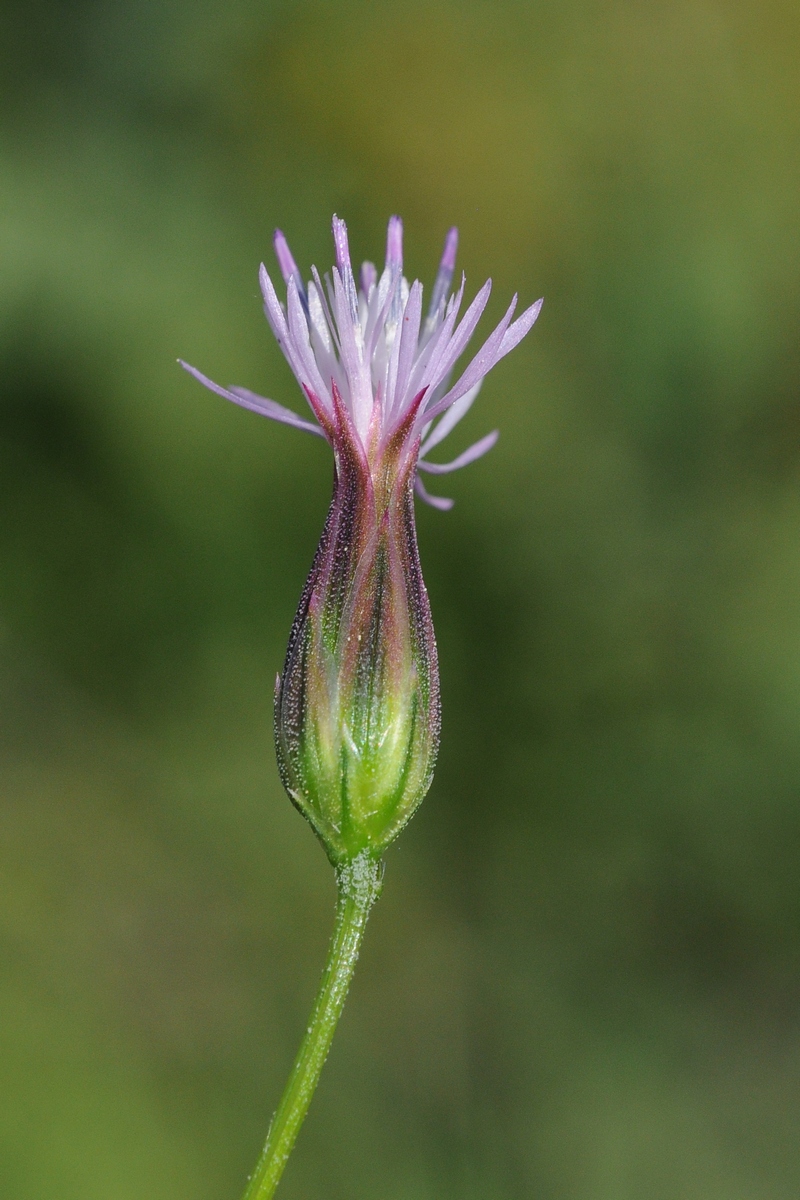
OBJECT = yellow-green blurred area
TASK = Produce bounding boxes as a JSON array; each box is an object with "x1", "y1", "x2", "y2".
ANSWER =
[{"x1": 2, "y1": 0, "x2": 800, "y2": 1196}]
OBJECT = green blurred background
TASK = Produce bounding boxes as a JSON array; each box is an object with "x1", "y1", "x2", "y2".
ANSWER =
[{"x1": 2, "y1": 1, "x2": 800, "y2": 1196}]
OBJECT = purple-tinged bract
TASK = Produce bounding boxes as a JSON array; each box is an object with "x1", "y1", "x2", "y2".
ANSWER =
[{"x1": 180, "y1": 215, "x2": 541, "y2": 863}]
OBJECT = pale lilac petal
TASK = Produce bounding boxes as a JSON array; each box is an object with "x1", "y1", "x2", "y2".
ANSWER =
[
  {"x1": 384, "y1": 292, "x2": 404, "y2": 418},
  {"x1": 227, "y1": 387, "x2": 326, "y2": 434},
  {"x1": 333, "y1": 266, "x2": 372, "y2": 430},
  {"x1": 259, "y1": 264, "x2": 314, "y2": 391},
  {"x1": 323, "y1": 270, "x2": 337, "y2": 315},
  {"x1": 286, "y1": 276, "x2": 329, "y2": 401},
  {"x1": 311, "y1": 266, "x2": 340, "y2": 352},
  {"x1": 332, "y1": 215, "x2": 359, "y2": 325},
  {"x1": 365, "y1": 269, "x2": 401, "y2": 361},
  {"x1": 414, "y1": 473, "x2": 454, "y2": 510},
  {"x1": 386, "y1": 216, "x2": 403, "y2": 271},
  {"x1": 273, "y1": 230, "x2": 299, "y2": 281},
  {"x1": 373, "y1": 262, "x2": 395, "y2": 323},
  {"x1": 386, "y1": 217, "x2": 405, "y2": 325},
  {"x1": 423, "y1": 273, "x2": 466, "y2": 360},
  {"x1": 307, "y1": 281, "x2": 342, "y2": 398},
  {"x1": 332, "y1": 267, "x2": 362, "y2": 380},
  {"x1": 308, "y1": 278, "x2": 334, "y2": 353},
  {"x1": 406, "y1": 319, "x2": 451, "y2": 396},
  {"x1": 396, "y1": 274, "x2": 410, "y2": 326},
  {"x1": 179, "y1": 362, "x2": 325, "y2": 436},
  {"x1": 273, "y1": 230, "x2": 308, "y2": 312},
  {"x1": 496, "y1": 297, "x2": 543, "y2": 359},
  {"x1": 332, "y1": 214, "x2": 352, "y2": 272},
  {"x1": 360, "y1": 261, "x2": 377, "y2": 297},
  {"x1": 418, "y1": 430, "x2": 498, "y2": 474},
  {"x1": 427, "y1": 227, "x2": 458, "y2": 320},
  {"x1": 419, "y1": 382, "x2": 482, "y2": 456},
  {"x1": 422, "y1": 293, "x2": 519, "y2": 425},
  {"x1": 259, "y1": 263, "x2": 287, "y2": 336},
  {"x1": 389, "y1": 280, "x2": 423, "y2": 418},
  {"x1": 423, "y1": 278, "x2": 491, "y2": 392},
  {"x1": 408, "y1": 275, "x2": 467, "y2": 395}
]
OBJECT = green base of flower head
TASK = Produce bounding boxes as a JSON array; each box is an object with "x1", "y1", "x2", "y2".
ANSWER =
[{"x1": 274, "y1": 385, "x2": 440, "y2": 867}]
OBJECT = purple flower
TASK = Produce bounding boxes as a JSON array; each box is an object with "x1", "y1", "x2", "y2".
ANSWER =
[
  {"x1": 180, "y1": 214, "x2": 541, "y2": 510},
  {"x1": 180, "y1": 216, "x2": 541, "y2": 864}
]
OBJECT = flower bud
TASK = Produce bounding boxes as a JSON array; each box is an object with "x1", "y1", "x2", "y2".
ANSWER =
[{"x1": 274, "y1": 388, "x2": 440, "y2": 865}]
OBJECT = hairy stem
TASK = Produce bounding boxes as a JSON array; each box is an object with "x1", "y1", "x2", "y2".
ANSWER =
[{"x1": 241, "y1": 851, "x2": 382, "y2": 1200}]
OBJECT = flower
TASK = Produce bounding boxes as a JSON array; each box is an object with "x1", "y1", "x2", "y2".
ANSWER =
[
  {"x1": 180, "y1": 216, "x2": 541, "y2": 863},
  {"x1": 180, "y1": 214, "x2": 542, "y2": 509}
]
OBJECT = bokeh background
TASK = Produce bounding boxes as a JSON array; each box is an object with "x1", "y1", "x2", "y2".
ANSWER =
[{"x1": 2, "y1": 1, "x2": 800, "y2": 1197}]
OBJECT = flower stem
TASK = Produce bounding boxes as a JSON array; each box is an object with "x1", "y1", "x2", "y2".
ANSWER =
[{"x1": 241, "y1": 851, "x2": 382, "y2": 1200}]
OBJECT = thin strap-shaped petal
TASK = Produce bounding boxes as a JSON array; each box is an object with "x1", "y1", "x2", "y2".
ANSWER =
[
  {"x1": 286, "y1": 276, "x2": 329, "y2": 402},
  {"x1": 496, "y1": 297, "x2": 543, "y2": 359},
  {"x1": 372, "y1": 261, "x2": 395, "y2": 331},
  {"x1": 422, "y1": 293, "x2": 518, "y2": 425},
  {"x1": 406, "y1": 275, "x2": 467, "y2": 398},
  {"x1": 332, "y1": 215, "x2": 359, "y2": 326},
  {"x1": 421, "y1": 274, "x2": 467, "y2": 382},
  {"x1": 333, "y1": 266, "x2": 372, "y2": 431},
  {"x1": 259, "y1": 263, "x2": 287, "y2": 335},
  {"x1": 178, "y1": 362, "x2": 325, "y2": 436},
  {"x1": 386, "y1": 215, "x2": 403, "y2": 270},
  {"x1": 306, "y1": 281, "x2": 341, "y2": 399},
  {"x1": 259, "y1": 264, "x2": 314, "y2": 391},
  {"x1": 419, "y1": 381, "x2": 482, "y2": 455},
  {"x1": 386, "y1": 217, "x2": 405, "y2": 325},
  {"x1": 311, "y1": 265, "x2": 340, "y2": 353},
  {"x1": 273, "y1": 230, "x2": 308, "y2": 313},
  {"x1": 384, "y1": 288, "x2": 404, "y2": 421},
  {"x1": 414, "y1": 473, "x2": 454, "y2": 510},
  {"x1": 227, "y1": 387, "x2": 327, "y2": 435},
  {"x1": 360, "y1": 261, "x2": 377, "y2": 297},
  {"x1": 323, "y1": 269, "x2": 338, "y2": 320},
  {"x1": 332, "y1": 266, "x2": 362, "y2": 379},
  {"x1": 389, "y1": 279, "x2": 422, "y2": 419},
  {"x1": 308, "y1": 278, "x2": 334, "y2": 353},
  {"x1": 422, "y1": 277, "x2": 490, "y2": 392},
  {"x1": 418, "y1": 429, "x2": 498, "y2": 474},
  {"x1": 427, "y1": 227, "x2": 458, "y2": 321},
  {"x1": 365, "y1": 267, "x2": 401, "y2": 362}
]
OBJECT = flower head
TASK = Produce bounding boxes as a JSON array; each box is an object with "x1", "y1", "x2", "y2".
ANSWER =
[
  {"x1": 180, "y1": 216, "x2": 541, "y2": 864},
  {"x1": 181, "y1": 214, "x2": 542, "y2": 509}
]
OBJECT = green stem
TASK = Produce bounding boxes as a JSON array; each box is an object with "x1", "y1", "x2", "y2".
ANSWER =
[{"x1": 241, "y1": 851, "x2": 382, "y2": 1200}]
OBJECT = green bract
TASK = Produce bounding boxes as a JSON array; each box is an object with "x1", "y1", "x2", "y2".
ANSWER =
[{"x1": 274, "y1": 386, "x2": 440, "y2": 864}]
